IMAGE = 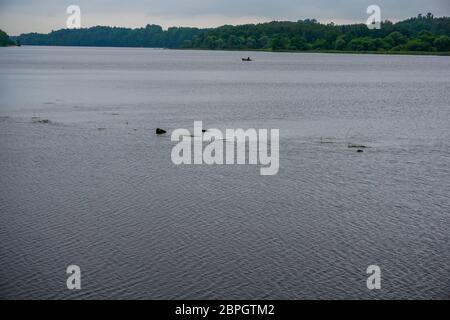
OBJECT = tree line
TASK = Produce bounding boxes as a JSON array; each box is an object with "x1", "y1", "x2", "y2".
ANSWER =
[
  {"x1": 185, "y1": 14, "x2": 450, "y2": 52},
  {"x1": 15, "y1": 25, "x2": 203, "y2": 48},
  {"x1": 0, "y1": 29, "x2": 15, "y2": 46},
  {"x1": 12, "y1": 13, "x2": 450, "y2": 52}
]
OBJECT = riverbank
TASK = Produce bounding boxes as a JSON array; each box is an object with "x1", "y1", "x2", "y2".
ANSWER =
[
  {"x1": 180, "y1": 47, "x2": 450, "y2": 56},
  {"x1": 6, "y1": 45, "x2": 450, "y2": 57}
]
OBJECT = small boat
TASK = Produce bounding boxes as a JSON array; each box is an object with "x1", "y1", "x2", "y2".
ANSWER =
[{"x1": 242, "y1": 57, "x2": 252, "y2": 62}]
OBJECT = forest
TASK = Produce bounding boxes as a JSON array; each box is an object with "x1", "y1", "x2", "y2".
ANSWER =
[
  {"x1": 185, "y1": 13, "x2": 450, "y2": 52},
  {"x1": 12, "y1": 13, "x2": 450, "y2": 53},
  {"x1": 0, "y1": 29, "x2": 15, "y2": 46}
]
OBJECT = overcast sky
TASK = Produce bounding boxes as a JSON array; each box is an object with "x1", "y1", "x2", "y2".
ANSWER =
[{"x1": 1, "y1": 0, "x2": 449, "y2": 35}]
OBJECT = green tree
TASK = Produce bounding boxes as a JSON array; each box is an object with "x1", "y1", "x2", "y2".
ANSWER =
[
  {"x1": 311, "y1": 39, "x2": 327, "y2": 50},
  {"x1": 404, "y1": 39, "x2": 434, "y2": 51},
  {"x1": 0, "y1": 29, "x2": 15, "y2": 46},
  {"x1": 433, "y1": 35, "x2": 450, "y2": 51},
  {"x1": 204, "y1": 35, "x2": 218, "y2": 49},
  {"x1": 346, "y1": 38, "x2": 369, "y2": 51},
  {"x1": 289, "y1": 35, "x2": 309, "y2": 50},
  {"x1": 214, "y1": 38, "x2": 225, "y2": 49},
  {"x1": 270, "y1": 36, "x2": 289, "y2": 50},
  {"x1": 181, "y1": 40, "x2": 192, "y2": 48},
  {"x1": 385, "y1": 31, "x2": 407, "y2": 47},
  {"x1": 246, "y1": 36, "x2": 257, "y2": 49},
  {"x1": 227, "y1": 35, "x2": 245, "y2": 49},
  {"x1": 258, "y1": 36, "x2": 270, "y2": 49},
  {"x1": 334, "y1": 36, "x2": 346, "y2": 50},
  {"x1": 418, "y1": 31, "x2": 435, "y2": 43}
]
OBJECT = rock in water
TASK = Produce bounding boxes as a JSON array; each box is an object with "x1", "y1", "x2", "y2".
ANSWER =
[{"x1": 156, "y1": 128, "x2": 167, "y2": 134}]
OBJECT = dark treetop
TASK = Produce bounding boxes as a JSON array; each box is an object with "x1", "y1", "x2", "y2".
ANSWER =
[{"x1": 0, "y1": 29, "x2": 15, "y2": 46}]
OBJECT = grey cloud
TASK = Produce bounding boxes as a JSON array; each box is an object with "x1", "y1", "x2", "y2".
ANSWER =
[{"x1": 1, "y1": 0, "x2": 449, "y2": 35}]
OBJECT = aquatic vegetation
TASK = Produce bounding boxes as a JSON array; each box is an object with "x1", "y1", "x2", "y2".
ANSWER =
[
  {"x1": 320, "y1": 137, "x2": 337, "y2": 144},
  {"x1": 32, "y1": 116, "x2": 51, "y2": 124},
  {"x1": 348, "y1": 143, "x2": 369, "y2": 149}
]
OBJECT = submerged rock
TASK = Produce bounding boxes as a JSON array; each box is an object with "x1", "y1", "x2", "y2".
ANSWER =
[
  {"x1": 32, "y1": 117, "x2": 51, "y2": 124},
  {"x1": 156, "y1": 128, "x2": 167, "y2": 134}
]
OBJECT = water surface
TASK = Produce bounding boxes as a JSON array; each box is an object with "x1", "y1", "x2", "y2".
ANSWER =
[{"x1": 0, "y1": 46, "x2": 449, "y2": 299}]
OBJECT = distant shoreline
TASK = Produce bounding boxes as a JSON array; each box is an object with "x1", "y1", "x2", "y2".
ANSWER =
[
  {"x1": 12, "y1": 15, "x2": 450, "y2": 56},
  {"x1": 6, "y1": 45, "x2": 450, "y2": 57},
  {"x1": 179, "y1": 47, "x2": 450, "y2": 56}
]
